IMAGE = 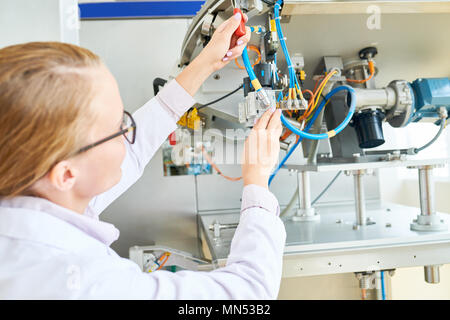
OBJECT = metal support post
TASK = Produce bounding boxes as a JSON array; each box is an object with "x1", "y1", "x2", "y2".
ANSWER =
[
  {"x1": 424, "y1": 265, "x2": 441, "y2": 284},
  {"x1": 348, "y1": 169, "x2": 375, "y2": 229},
  {"x1": 292, "y1": 171, "x2": 320, "y2": 221},
  {"x1": 409, "y1": 165, "x2": 447, "y2": 232}
]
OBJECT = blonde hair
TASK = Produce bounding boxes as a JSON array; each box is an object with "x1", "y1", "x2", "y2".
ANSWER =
[{"x1": 0, "y1": 42, "x2": 101, "y2": 197}]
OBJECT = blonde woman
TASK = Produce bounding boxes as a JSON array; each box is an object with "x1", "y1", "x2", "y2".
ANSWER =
[{"x1": 0, "y1": 13, "x2": 285, "y2": 299}]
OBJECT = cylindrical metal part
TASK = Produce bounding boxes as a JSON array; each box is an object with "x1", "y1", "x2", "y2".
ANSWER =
[
  {"x1": 293, "y1": 171, "x2": 318, "y2": 221},
  {"x1": 375, "y1": 271, "x2": 382, "y2": 300},
  {"x1": 307, "y1": 106, "x2": 325, "y2": 165},
  {"x1": 359, "y1": 275, "x2": 371, "y2": 290},
  {"x1": 418, "y1": 167, "x2": 435, "y2": 216},
  {"x1": 352, "y1": 87, "x2": 396, "y2": 111},
  {"x1": 279, "y1": 141, "x2": 290, "y2": 152},
  {"x1": 352, "y1": 109, "x2": 386, "y2": 149},
  {"x1": 353, "y1": 171, "x2": 366, "y2": 226},
  {"x1": 424, "y1": 265, "x2": 440, "y2": 284},
  {"x1": 299, "y1": 171, "x2": 312, "y2": 211},
  {"x1": 253, "y1": 63, "x2": 273, "y2": 88}
]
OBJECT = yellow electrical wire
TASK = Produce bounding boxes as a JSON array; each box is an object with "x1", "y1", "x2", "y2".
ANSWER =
[
  {"x1": 299, "y1": 70, "x2": 337, "y2": 121},
  {"x1": 306, "y1": 99, "x2": 331, "y2": 122},
  {"x1": 311, "y1": 70, "x2": 337, "y2": 111},
  {"x1": 295, "y1": 83, "x2": 305, "y2": 100}
]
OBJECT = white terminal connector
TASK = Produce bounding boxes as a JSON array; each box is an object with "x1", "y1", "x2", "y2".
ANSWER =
[
  {"x1": 256, "y1": 89, "x2": 272, "y2": 109},
  {"x1": 239, "y1": 90, "x2": 278, "y2": 125},
  {"x1": 278, "y1": 99, "x2": 308, "y2": 110},
  {"x1": 286, "y1": 99, "x2": 293, "y2": 109},
  {"x1": 439, "y1": 106, "x2": 448, "y2": 119},
  {"x1": 301, "y1": 98, "x2": 308, "y2": 109}
]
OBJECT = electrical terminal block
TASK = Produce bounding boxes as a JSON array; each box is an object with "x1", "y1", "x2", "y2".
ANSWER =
[
  {"x1": 177, "y1": 113, "x2": 187, "y2": 127},
  {"x1": 278, "y1": 99, "x2": 308, "y2": 111},
  {"x1": 177, "y1": 108, "x2": 203, "y2": 130},
  {"x1": 239, "y1": 90, "x2": 278, "y2": 125},
  {"x1": 300, "y1": 98, "x2": 308, "y2": 109},
  {"x1": 286, "y1": 98, "x2": 293, "y2": 109},
  {"x1": 256, "y1": 89, "x2": 272, "y2": 109},
  {"x1": 299, "y1": 70, "x2": 306, "y2": 81}
]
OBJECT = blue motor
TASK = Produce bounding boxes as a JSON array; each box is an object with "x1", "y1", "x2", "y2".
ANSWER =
[
  {"x1": 350, "y1": 77, "x2": 449, "y2": 149},
  {"x1": 410, "y1": 77, "x2": 450, "y2": 123}
]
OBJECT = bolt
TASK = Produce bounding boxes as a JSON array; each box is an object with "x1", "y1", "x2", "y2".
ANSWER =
[
  {"x1": 386, "y1": 223, "x2": 392, "y2": 228},
  {"x1": 213, "y1": 74, "x2": 220, "y2": 80},
  {"x1": 336, "y1": 219, "x2": 343, "y2": 224}
]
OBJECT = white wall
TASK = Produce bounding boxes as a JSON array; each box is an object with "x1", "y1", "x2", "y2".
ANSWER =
[
  {"x1": 79, "y1": 18, "x2": 190, "y2": 111},
  {"x1": 0, "y1": 0, "x2": 79, "y2": 48},
  {"x1": 0, "y1": 0, "x2": 59, "y2": 47}
]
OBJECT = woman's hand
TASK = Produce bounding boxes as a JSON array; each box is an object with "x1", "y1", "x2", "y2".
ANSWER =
[
  {"x1": 242, "y1": 108, "x2": 282, "y2": 189},
  {"x1": 176, "y1": 12, "x2": 251, "y2": 96},
  {"x1": 197, "y1": 12, "x2": 251, "y2": 71}
]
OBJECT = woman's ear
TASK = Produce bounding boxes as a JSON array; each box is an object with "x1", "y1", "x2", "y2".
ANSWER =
[{"x1": 48, "y1": 160, "x2": 77, "y2": 191}]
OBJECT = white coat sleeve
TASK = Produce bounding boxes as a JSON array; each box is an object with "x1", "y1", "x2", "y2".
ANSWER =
[
  {"x1": 84, "y1": 185, "x2": 287, "y2": 300},
  {"x1": 86, "y1": 79, "x2": 196, "y2": 216}
]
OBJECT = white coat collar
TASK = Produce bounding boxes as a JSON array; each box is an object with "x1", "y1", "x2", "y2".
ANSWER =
[{"x1": 0, "y1": 196, "x2": 119, "y2": 248}]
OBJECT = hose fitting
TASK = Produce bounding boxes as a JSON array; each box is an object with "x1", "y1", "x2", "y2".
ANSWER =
[{"x1": 257, "y1": 89, "x2": 272, "y2": 109}]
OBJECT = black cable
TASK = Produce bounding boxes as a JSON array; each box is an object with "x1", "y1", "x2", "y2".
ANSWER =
[
  {"x1": 197, "y1": 84, "x2": 244, "y2": 110},
  {"x1": 261, "y1": 0, "x2": 276, "y2": 6},
  {"x1": 413, "y1": 119, "x2": 446, "y2": 154},
  {"x1": 153, "y1": 78, "x2": 167, "y2": 96}
]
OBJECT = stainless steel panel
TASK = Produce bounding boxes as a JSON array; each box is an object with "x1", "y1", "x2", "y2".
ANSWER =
[
  {"x1": 199, "y1": 202, "x2": 450, "y2": 277},
  {"x1": 280, "y1": 12, "x2": 450, "y2": 88},
  {"x1": 286, "y1": 158, "x2": 450, "y2": 172},
  {"x1": 283, "y1": 0, "x2": 450, "y2": 15},
  {"x1": 100, "y1": 149, "x2": 199, "y2": 258}
]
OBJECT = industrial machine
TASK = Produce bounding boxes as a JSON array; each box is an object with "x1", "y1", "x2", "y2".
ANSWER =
[{"x1": 130, "y1": 0, "x2": 450, "y2": 299}]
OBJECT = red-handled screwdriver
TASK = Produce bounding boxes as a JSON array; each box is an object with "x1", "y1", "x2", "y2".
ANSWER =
[{"x1": 233, "y1": 5, "x2": 246, "y2": 37}]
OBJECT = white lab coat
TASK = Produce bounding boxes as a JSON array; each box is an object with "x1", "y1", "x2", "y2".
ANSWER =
[{"x1": 0, "y1": 80, "x2": 286, "y2": 299}]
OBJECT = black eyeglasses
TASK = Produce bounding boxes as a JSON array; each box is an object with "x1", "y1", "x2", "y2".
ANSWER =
[{"x1": 76, "y1": 110, "x2": 136, "y2": 155}]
